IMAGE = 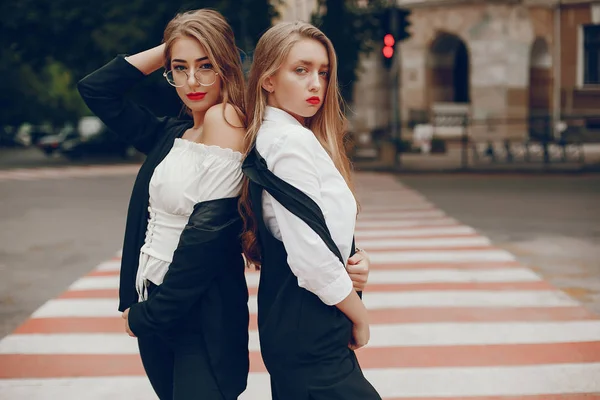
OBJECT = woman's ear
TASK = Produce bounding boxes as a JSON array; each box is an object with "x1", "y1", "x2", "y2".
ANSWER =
[{"x1": 262, "y1": 76, "x2": 274, "y2": 93}]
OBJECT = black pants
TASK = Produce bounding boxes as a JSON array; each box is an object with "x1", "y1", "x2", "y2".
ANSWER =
[
  {"x1": 269, "y1": 350, "x2": 381, "y2": 400},
  {"x1": 137, "y1": 283, "x2": 226, "y2": 400}
]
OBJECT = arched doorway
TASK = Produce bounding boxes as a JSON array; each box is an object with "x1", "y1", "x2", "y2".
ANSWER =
[
  {"x1": 528, "y1": 37, "x2": 552, "y2": 139},
  {"x1": 427, "y1": 32, "x2": 471, "y2": 105}
]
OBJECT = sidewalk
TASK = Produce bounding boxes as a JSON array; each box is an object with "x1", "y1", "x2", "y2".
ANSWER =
[
  {"x1": 1, "y1": 173, "x2": 599, "y2": 399},
  {"x1": 354, "y1": 143, "x2": 600, "y2": 173}
]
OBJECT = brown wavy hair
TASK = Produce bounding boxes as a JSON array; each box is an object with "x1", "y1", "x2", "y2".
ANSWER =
[
  {"x1": 162, "y1": 9, "x2": 246, "y2": 125},
  {"x1": 239, "y1": 21, "x2": 356, "y2": 268}
]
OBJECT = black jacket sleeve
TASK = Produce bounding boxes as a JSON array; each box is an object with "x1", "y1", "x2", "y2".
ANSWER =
[
  {"x1": 77, "y1": 55, "x2": 171, "y2": 154},
  {"x1": 127, "y1": 197, "x2": 242, "y2": 336}
]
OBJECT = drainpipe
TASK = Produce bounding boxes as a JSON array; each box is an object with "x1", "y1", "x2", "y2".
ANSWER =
[{"x1": 553, "y1": 0, "x2": 561, "y2": 139}]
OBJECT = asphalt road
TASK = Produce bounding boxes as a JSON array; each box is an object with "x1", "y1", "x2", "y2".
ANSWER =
[
  {"x1": 400, "y1": 174, "x2": 600, "y2": 315},
  {"x1": 0, "y1": 149, "x2": 599, "y2": 338}
]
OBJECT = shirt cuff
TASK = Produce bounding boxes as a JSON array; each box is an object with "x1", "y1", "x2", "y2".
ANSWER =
[{"x1": 314, "y1": 269, "x2": 354, "y2": 306}]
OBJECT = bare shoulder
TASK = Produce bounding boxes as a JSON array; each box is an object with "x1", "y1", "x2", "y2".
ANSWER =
[{"x1": 202, "y1": 103, "x2": 245, "y2": 153}]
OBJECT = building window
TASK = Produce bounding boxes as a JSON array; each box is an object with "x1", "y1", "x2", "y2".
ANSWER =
[{"x1": 583, "y1": 24, "x2": 600, "y2": 85}]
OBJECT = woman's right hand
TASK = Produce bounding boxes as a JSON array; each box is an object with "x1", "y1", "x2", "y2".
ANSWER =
[{"x1": 349, "y1": 322, "x2": 370, "y2": 350}]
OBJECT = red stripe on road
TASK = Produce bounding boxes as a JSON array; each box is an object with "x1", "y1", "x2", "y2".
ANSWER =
[
  {"x1": 359, "y1": 216, "x2": 447, "y2": 221},
  {"x1": 383, "y1": 395, "x2": 600, "y2": 400},
  {"x1": 85, "y1": 261, "x2": 526, "y2": 273},
  {"x1": 372, "y1": 262, "x2": 522, "y2": 270},
  {"x1": 87, "y1": 270, "x2": 120, "y2": 277},
  {"x1": 358, "y1": 208, "x2": 437, "y2": 214},
  {"x1": 0, "y1": 354, "x2": 145, "y2": 378},
  {"x1": 363, "y1": 281, "x2": 554, "y2": 291},
  {"x1": 366, "y1": 246, "x2": 501, "y2": 252},
  {"x1": 14, "y1": 317, "x2": 125, "y2": 334},
  {"x1": 55, "y1": 281, "x2": 554, "y2": 302},
  {"x1": 364, "y1": 307, "x2": 599, "y2": 324},
  {"x1": 58, "y1": 289, "x2": 119, "y2": 299},
  {"x1": 13, "y1": 306, "x2": 597, "y2": 335},
  {"x1": 0, "y1": 352, "x2": 266, "y2": 378},
  {"x1": 355, "y1": 234, "x2": 481, "y2": 240},
  {"x1": 354, "y1": 341, "x2": 600, "y2": 368},
  {"x1": 356, "y1": 224, "x2": 461, "y2": 231},
  {"x1": 2, "y1": 342, "x2": 600, "y2": 379},
  {"x1": 88, "y1": 267, "x2": 261, "y2": 278}
]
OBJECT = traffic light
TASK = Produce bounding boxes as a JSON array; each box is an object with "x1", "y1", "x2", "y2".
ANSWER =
[
  {"x1": 381, "y1": 7, "x2": 411, "y2": 69},
  {"x1": 382, "y1": 33, "x2": 395, "y2": 68}
]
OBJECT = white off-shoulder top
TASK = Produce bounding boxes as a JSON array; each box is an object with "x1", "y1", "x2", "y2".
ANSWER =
[{"x1": 135, "y1": 138, "x2": 243, "y2": 301}]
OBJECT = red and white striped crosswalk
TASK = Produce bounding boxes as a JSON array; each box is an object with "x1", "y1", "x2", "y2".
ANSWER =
[{"x1": 1, "y1": 172, "x2": 599, "y2": 399}]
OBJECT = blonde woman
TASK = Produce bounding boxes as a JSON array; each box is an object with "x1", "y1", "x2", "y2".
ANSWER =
[
  {"x1": 239, "y1": 22, "x2": 381, "y2": 399},
  {"x1": 78, "y1": 10, "x2": 248, "y2": 400}
]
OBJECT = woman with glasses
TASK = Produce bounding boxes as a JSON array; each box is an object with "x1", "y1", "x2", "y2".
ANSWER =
[{"x1": 78, "y1": 9, "x2": 248, "y2": 400}]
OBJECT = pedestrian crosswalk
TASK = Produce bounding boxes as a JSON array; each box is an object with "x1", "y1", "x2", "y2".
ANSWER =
[{"x1": 1, "y1": 172, "x2": 599, "y2": 399}]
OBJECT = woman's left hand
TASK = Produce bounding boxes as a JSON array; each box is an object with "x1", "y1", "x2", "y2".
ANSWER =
[
  {"x1": 122, "y1": 308, "x2": 136, "y2": 338},
  {"x1": 346, "y1": 249, "x2": 370, "y2": 291}
]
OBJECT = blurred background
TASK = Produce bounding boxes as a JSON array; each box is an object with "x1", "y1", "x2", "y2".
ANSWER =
[
  {"x1": 1, "y1": 1, "x2": 600, "y2": 398},
  {"x1": 1, "y1": 0, "x2": 599, "y2": 170}
]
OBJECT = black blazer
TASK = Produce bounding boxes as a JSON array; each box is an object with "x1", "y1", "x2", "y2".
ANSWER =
[
  {"x1": 78, "y1": 56, "x2": 249, "y2": 398},
  {"x1": 242, "y1": 148, "x2": 357, "y2": 373},
  {"x1": 78, "y1": 55, "x2": 194, "y2": 312}
]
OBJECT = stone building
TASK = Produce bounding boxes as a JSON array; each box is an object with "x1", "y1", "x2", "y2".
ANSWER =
[{"x1": 273, "y1": 0, "x2": 600, "y2": 140}]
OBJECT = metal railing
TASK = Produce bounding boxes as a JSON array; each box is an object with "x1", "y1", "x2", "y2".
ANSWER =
[{"x1": 350, "y1": 112, "x2": 600, "y2": 170}]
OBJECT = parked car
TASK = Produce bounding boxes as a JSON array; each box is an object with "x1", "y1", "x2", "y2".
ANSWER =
[
  {"x1": 59, "y1": 116, "x2": 137, "y2": 160},
  {"x1": 36, "y1": 124, "x2": 78, "y2": 156},
  {"x1": 14, "y1": 123, "x2": 55, "y2": 147}
]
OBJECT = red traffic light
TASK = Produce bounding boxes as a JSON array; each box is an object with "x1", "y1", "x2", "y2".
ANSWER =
[
  {"x1": 382, "y1": 46, "x2": 394, "y2": 58},
  {"x1": 384, "y1": 34, "x2": 395, "y2": 47}
]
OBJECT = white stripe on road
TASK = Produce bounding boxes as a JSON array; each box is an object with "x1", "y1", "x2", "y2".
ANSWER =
[
  {"x1": 356, "y1": 218, "x2": 458, "y2": 229},
  {"x1": 358, "y1": 237, "x2": 491, "y2": 249},
  {"x1": 369, "y1": 320, "x2": 600, "y2": 347},
  {"x1": 69, "y1": 277, "x2": 120, "y2": 290},
  {"x1": 69, "y1": 268, "x2": 541, "y2": 291},
  {"x1": 354, "y1": 226, "x2": 477, "y2": 238},
  {"x1": 359, "y1": 205, "x2": 435, "y2": 214},
  {"x1": 3, "y1": 321, "x2": 600, "y2": 355},
  {"x1": 358, "y1": 191, "x2": 425, "y2": 197},
  {"x1": 94, "y1": 260, "x2": 121, "y2": 272},
  {"x1": 0, "y1": 332, "x2": 259, "y2": 354},
  {"x1": 369, "y1": 249, "x2": 516, "y2": 263},
  {"x1": 358, "y1": 198, "x2": 429, "y2": 205},
  {"x1": 0, "y1": 334, "x2": 141, "y2": 355},
  {"x1": 361, "y1": 290, "x2": 578, "y2": 309},
  {"x1": 31, "y1": 299, "x2": 120, "y2": 318},
  {"x1": 361, "y1": 268, "x2": 542, "y2": 284},
  {"x1": 2, "y1": 363, "x2": 600, "y2": 399},
  {"x1": 31, "y1": 290, "x2": 578, "y2": 318},
  {"x1": 366, "y1": 363, "x2": 600, "y2": 398},
  {"x1": 358, "y1": 210, "x2": 446, "y2": 220}
]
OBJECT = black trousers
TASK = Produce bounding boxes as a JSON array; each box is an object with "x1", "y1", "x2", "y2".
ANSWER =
[
  {"x1": 268, "y1": 350, "x2": 381, "y2": 400},
  {"x1": 136, "y1": 283, "x2": 226, "y2": 400}
]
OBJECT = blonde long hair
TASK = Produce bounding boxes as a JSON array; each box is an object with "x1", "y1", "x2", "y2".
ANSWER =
[
  {"x1": 239, "y1": 21, "x2": 356, "y2": 266},
  {"x1": 162, "y1": 9, "x2": 246, "y2": 125}
]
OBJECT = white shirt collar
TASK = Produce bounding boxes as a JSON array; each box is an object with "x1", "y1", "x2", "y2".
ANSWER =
[{"x1": 264, "y1": 106, "x2": 304, "y2": 127}]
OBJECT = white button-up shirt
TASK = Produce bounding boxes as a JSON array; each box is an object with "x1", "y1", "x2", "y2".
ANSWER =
[{"x1": 256, "y1": 106, "x2": 357, "y2": 306}]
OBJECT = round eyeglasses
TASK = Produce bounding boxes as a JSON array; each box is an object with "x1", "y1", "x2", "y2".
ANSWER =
[{"x1": 163, "y1": 68, "x2": 219, "y2": 88}]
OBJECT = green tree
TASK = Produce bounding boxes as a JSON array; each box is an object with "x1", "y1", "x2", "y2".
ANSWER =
[{"x1": 0, "y1": 0, "x2": 278, "y2": 127}]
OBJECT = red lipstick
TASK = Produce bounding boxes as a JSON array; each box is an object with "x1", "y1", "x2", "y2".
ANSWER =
[
  {"x1": 306, "y1": 96, "x2": 321, "y2": 105},
  {"x1": 187, "y1": 92, "x2": 207, "y2": 101}
]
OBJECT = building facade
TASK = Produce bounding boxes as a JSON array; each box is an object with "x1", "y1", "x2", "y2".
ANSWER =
[{"x1": 273, "y1": 0, "x2": 600, "y2": 140}]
